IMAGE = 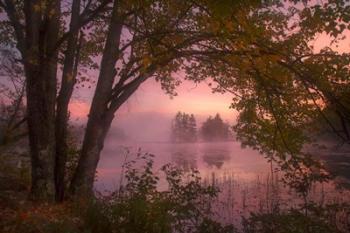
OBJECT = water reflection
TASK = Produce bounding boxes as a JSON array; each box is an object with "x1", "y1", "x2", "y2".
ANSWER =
[
  {"x1": 201, "y1": 147, "x2": 231, "y2": 169},
  {"x1": 97, "y1": 141, "x2": 271, "y2": 190},
  {"x1": 169, "y1": 144, "x2": 232, "y2": 170},
  {"x1": 171, "y1": 150, "x2": 197, "y2": 171},
  {"x1": 96, "y1": 141, "x2": 350, "y2": 228},
  {"x1": 97, "y1": 141, "x2": 350, "y2": 196}
]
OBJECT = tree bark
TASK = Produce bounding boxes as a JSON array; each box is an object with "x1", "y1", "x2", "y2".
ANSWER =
[
  {"x1": 70, "y1": 111, "x2": 115, "y2": 195},
  {"x1": 70, "y1": 77, "x2": 146, "y2": 195},
  {"x1": 55, "y1": 0, "x2": 81, "y2": 202},
  {"x1": 70, "y1": 0, "x2": 123, "y2": 195},
  {"x1": 23, "y1": 0, "x2": 60, "y2": 201}
]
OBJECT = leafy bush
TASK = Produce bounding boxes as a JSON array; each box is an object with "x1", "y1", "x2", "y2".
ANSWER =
[
  {"x1": 82, "y1": 151, "x2": 236, "y2": 233},
  {"x1": 242, "y1": 203, "x2": 350, "y2": 233}
]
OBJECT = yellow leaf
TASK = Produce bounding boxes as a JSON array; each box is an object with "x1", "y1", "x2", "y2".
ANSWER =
[{"x1": 142, "y1": 56, "x2": 151, "y2": 68}]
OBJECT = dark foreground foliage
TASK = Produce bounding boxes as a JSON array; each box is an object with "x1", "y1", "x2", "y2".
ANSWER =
[
  {"x1": 1, "y1": 151, "x2": 349, "y2": 233},
  {"x1": 1, "y1": 152, "x2": 235, "y2": 233},
  {"x1": 82, "y1": 152, "x2": 236, "y2": 233},
  {"x1": 243, "y1": 204, "x2": 350, "y2": 233}
]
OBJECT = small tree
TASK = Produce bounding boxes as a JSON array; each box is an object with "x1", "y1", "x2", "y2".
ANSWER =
[
  {"x1": 171, "y1": 112, "x2": 182, "y2": 143},
  {"x1": 171, "y1": 112, "x2": 197, "y2": 143},
  {"x1": 201, "y1": 114, "x2": 230, "y2": 142},
  {"x1": 188, "y1": 114, "x2": 197, "y2": 142}
]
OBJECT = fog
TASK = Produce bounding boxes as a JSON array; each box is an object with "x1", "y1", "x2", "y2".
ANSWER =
[
  {"x1": 106, "y1": 111, "x2": 234, "y2": 142},
  {"x1": 71, "y1": 78, "x2": 237, "y2": 142},
  {"x1": 109, "y1": 111, "x2": 172, "y2": 142}
]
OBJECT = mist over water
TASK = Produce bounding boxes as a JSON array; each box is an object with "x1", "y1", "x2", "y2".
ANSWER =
[
  {"x1": 95, "y1": 138, "x2": 350, "y2": 225},
  {"x1": 96, "y1": 114, "x2": 350, "y2": 191},
  {"x1": 107, "y1": 111, "x2": 234, "y2": 142},
  {"x1": 91, "y1": 106, "x2": 350, "y2": 226},
  {"x1": 112, "y1": 112, "x2": 173, "y2": 142},
  {"x1": 96, "y1": 141, "x2": 268, "y2": 191}
]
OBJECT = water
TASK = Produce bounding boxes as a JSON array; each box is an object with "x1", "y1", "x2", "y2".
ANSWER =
[
  {"x1": 96, "y1": 141, "x2": 270, "y2": 191},
  {"x1": 96, "y1": 140, "x2": 350, "y2": 227}
]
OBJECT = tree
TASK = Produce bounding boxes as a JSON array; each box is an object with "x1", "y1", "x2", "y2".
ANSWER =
[
  {"x1": 188, "y1": 114, "x2": 197, "y2": 142},
  {"x1": 171, "y1": 112, "x2": 183, "y2": 143},
  {"x1": 171, "y1": 112, "x2": 197, "y2": 143},
  {"x1": 201, "y1": 114, "x2": 230, "y2": 141},
  {"x1": 0, "y1": 49, "x2": 26, "y2": 146},
  {"x1": 186, "y1": 0, "x2": 350, "y2": 173},
  {"x1": 54, "y1": 0, "x2": 83, "y2": 202},
  {"x1": 0, "y1": 0, "x2": 111, "y2": 201}
]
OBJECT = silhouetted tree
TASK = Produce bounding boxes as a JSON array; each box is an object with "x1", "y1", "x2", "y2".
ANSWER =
[
  {"x1": 171, "y1": 112, "x2": 197, "y2": 143},
  {"x1": 201, "y1": 114, "x2": 230, "y2": 141},
  {"x1": 188, "y1": 114, "x2": 197, "y2": 142}
]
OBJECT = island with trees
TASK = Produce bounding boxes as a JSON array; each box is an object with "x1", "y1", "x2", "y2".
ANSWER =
[
  {"x1": 171, "y1": 112, "x2": 197, "y2": 143},
  {"x1": 171, "y1": 112, "x2": 232, "y2": 142},
  {"x1": 201, "y1": 114, "x2": 232, "y2": 142}
]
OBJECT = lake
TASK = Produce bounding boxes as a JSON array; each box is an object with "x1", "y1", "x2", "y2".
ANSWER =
[
  {"x1": 96, "y1": 140, "x2": 350, "y2": 226},
  {"x1": 96, "y1": 141, "x2": 270, "y2": 190}
]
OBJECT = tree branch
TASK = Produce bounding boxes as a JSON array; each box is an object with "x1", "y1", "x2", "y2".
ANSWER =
[
  {"x1": 53, "y1": 0, "x2": 112, "y2": 53},
  {"x1": 1, "y1": 0, "x2": 25, "y2": 54}
]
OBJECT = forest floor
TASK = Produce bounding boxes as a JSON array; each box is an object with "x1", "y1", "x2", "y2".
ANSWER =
[
  {"x1": 0, "y1": 141, "x2": 31, "y2": 232},
  {"x1": 0, "y1": 149, "x2": 83, "y2": 233}
]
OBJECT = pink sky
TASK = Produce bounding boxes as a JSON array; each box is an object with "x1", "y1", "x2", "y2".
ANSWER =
[
  {"x1": 69, "y1": 30, "x2": 350, "y2": 126},
  {"x1": 69, "y1": 78, "x2": 236, "y2": 122},
  {"x1": 124, "y1": 79, "x2": 235, "y2": 118},
  {"x1": 69, "y1": 77, "x2": 236, "y2": 141}
]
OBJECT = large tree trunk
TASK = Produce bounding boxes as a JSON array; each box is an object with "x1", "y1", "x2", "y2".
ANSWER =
[
  {"x1": 69, "y1": 0, "x2": 123, "y2": 195},
  {"x1": 70, "y1": 78, "x2": 147, "y2": 195},
  {"x1": 70, "y1": 112, "x2": 114, "y2": 194},
  {"x1": 55, "y1": 0, "x2": 81, "y2": 202},
  {"x1": 24, "y1": 0, "x2": 60, "y2": 201},
  {"x1": 70, "y1": 81, "x2": 144, "y2": 194}
]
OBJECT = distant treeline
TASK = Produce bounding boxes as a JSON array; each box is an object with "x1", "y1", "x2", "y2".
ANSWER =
[{"x1": 171, "y1": 112, "x2": 232, "y2": 143}]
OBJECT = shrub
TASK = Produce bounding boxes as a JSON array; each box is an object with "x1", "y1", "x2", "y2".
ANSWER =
[
  {"x1": 242, "y1": 206, "x2": 345, "y2": 233},
  {"x1": 82, "y1": 151, "x2": 236, "y2": 233}
]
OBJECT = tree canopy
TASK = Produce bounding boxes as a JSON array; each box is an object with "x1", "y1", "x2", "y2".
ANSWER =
[
  {"x1": 201, "y1": 114, "x2": 231, "y2": 142},
  {"x1": 171, "y1": 112, "x2": 197, "y2": 143},
  {"x1": 184, "y1": 0, "x2": 350, "y2": 167}
]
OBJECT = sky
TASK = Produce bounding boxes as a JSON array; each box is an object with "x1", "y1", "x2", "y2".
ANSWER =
[
  {"x1": 69, "y1": 78, "x2": 237, "y2": 141},
  {"x1": 70, "y1": 72, "x2": 236, "y2": 121},
  {"x1": 68, "y1": 29, "x2": 350, "y2": 142}
]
